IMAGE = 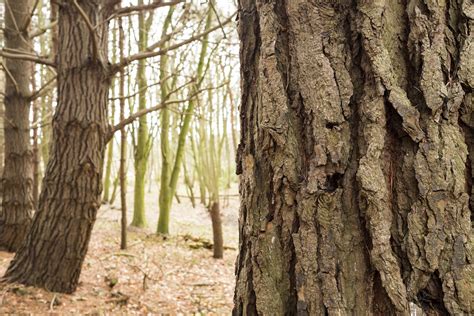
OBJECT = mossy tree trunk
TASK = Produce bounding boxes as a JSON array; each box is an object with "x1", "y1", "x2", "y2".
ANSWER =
[
  {"x1": 131, "y1": 0, "x2": 153, "y2": 228},
  {"x1": 234, "y1": 1, "x2": 473, "y2": 315},
  {"x1": 0, "y1": 0, "x2": 34, "y2": 252},
  {"x1": 157, "y1": 3, "x2": 214, "y2": 234},
  {"x1": 157, "y1": 6, "x2": 176, "y2": 234}
]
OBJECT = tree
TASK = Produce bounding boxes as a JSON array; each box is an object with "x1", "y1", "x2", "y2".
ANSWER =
[
  {"x1": 234, "y1": 1, "x2": 473, "y2": 315},
  {"x1": 1, "y1": 0, "x2": 230, "y2": 293},
  {"x1": 0, "y1": 0, "x2": 34, "y2": 251},
  {"x1": 131, "y1": 0, "x2": 153, "y2": 228},
  {"x1": 157, "y1": 2, "x2": 214, "y2": 234},
  {"x1": 3, "y1": 0, "x2": 117, "y2": 293}
]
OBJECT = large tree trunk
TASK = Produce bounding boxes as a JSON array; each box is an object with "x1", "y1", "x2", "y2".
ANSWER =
[
  {"x1": 0, "y1": 0, "x2": 34, "y2": 252},
  {"x1": 234, "y1": 1, "x2": 473, "y2": 315},
  {"x1": 3, "y1": 0, "x2": 116, "y2": 293},
  {"x1": 0, "y1": 8, "x2": 5, "y2": 192}
]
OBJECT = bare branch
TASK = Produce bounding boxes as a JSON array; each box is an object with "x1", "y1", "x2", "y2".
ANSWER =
[
  {"x1": 115, "y1": 0, "x2": 184, "y2": 15},
  {"x1": 1, "y1": 62, "x2": 20, "y2": 93},
  {"x1": 108, "y1": 74, "x2": 173, "y2": 101},
  {"x1": 29, "y1": 76, "x2": 57, "y2": 101},
  {"x1": 72, "y1": 0, "x2": 100, "y2": 61},
  {"x1": 111, "y1": 12, "x2": 237, "y2": 74},
  {"x1": 209, "y1": 0, "x2": 226, "y2": 39},
  {"x1": 23, "y1": 0, "x2": 40, "y2": 30},
  {"x1": 30, "y1": 20, "x2": 59, "y2": 39},
  {"x1": 108, "y1": 84, "x2": 226, "y2": 138},
  {"x1": 0, "y1": 49, "x2": 56, "y2": 67}
]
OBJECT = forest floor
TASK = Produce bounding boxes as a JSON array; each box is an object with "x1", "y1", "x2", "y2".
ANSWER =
[{"x1": 0, "y1": 184, "x2": 240, "y2": 315}]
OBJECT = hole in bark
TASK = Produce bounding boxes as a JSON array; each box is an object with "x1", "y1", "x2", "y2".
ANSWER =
[
  {"x1": 416, "y1": 271, "x2": 449, "y2": 315},
  {"x1": 324, "y1": 173, "x2": 343, "y2": 192},
  {"x1": 325, "y1": 122, "x2": 340, "y2": 129}
]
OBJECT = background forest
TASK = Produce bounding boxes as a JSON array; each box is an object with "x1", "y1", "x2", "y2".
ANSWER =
[
  {"x1": 0, "y1": 0, "x2": 240, "y2": 313},
  {"x1": 0, "y1": 0, "x2": 472, "y2": 315}
]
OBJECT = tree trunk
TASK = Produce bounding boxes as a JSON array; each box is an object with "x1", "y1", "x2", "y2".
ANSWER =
[
  {"x1": 157, "y1": 6, "x2": 175, "y2": 234},
  {"x1": 210, "y1": 201, "x2": 223, "y2": 259},
  {"x1": 131, "y1": 0, "x2": 153, "y2": 228},
  {"x1": 0, "y1": 0, "x2": 34, "y2": 252},
  {"x1": 157, "y1": 3, "x2": 213, "y2": 234},
  {"x1": 234, "y1": 1, "x2": 473, "y2": 315},
  {"x1": 0, "y1": 5, "x2": 5, "y2": 188},
  {"x1": 3, "y1": 0, "x2": 116, "y2": 293},
  {"x1": 119, "y1": 16, "x2": 127, "y2": 250}
]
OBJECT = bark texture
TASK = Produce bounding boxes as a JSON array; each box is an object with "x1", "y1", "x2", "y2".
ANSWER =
[
  {"x1": 3, "y1": 0, "x2": 116, "y2": 293},
  {"x1": 0, "y1": 0, "x2": 34, "y2": 252},
  {"x1": 234, "y1": 0, "x2": 473, "y2": 315}
]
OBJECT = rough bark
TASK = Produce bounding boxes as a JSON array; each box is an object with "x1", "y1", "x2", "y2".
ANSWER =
[
  {"x1": 0, "y1": 0, "x2": 34, "y2": 252},
  {"x1": 234, "y1": 0, "x2": 473, "y2": 315},
  {"x1": 3, "y1": 0, "x2": 117, "y2": 293},
  {"x1": 0, "y1": 5, "x2": 5, "y2": 183}
]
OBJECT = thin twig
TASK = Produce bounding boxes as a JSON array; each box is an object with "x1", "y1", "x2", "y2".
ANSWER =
[
  {"x1": 1, "y1": 62, "x2": 19, "y2": 93},
  {"x1": 72, "y1": 0, "x2": 100, "y2": 61},
  {"x1": 29, "y1": 76, "x2": 57, "y2": 101},
  {"x1": 209, "y1": 0, "x2": 226, "y2": 39},
  {"x1": 29, "y1": 20, "x2": 59, "y2": 39},
  {"x1": 108, "y1": 83, "x2": 225, "y2": 137},
  {"x1": 115, "y1": 0, "x2": 184, "y2": 15},
  {"x1": 23, "y1": 0, "x2": 40, "y2": 31},
  {"x1": 0, "y1": 50, "x2": 55, "y2": 67},
  {"x1": 111, "y1": 12, "x2": 237, "y2": 73}
]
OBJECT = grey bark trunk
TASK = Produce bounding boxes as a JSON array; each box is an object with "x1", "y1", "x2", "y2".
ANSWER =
[
  {"x1": 234, "y1": 1, "x2": 473, "y2": 315},
  {"x1": 3, "y1": 0, "x2": 117, "y2": 293},
  {"x1": 0, "y1": 0, "x2": 34, "y2": 252}
]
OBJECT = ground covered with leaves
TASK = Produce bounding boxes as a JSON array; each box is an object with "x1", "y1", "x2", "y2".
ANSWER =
[{"x1": 0, "y1": 191, "x2": 239, "y2": 314}]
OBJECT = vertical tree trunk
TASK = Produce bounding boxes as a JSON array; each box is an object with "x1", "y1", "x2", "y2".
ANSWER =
[
  {"x1": 103, "y1": 20, "x2": 117, "y2": 204},
  {"x1": 32, "y1": 66, "x2": 40, "y2": 208},
  {"x1": 210, "y1": 201, "x2": 223, "y2": 259},
  {"x1": 40, "y1": 0, "x2": 58, "y2": 166},
  {"x1": 234, "y1": 1, "x2": 473, "y2": 315},
  {"x1": 0, "y1": 0, "x2": 34, "y2": 252},
  {"x1": 131, "y1": 0, "x2": 153, "y2": 228},
  {"x1": 119, "y1": 16, "x2": 127, "y2": 250},
  {"x1": 157, "y1": 6, "x2": 175, "y2": 234},
  {"x1": 0, "y1": 3, "x2": 5, "y2": 186},
  {"x1": 3, "y1": 0, "x2": 116, "y2": 293},
  {"x1": 157, "y1": 3, "x2": 213, "y2": 234}
]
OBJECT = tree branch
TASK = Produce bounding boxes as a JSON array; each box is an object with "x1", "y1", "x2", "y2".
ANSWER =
[
  {"x1": 110, "y1": 12, "x2": 237, "y2": 74},
  {"x1": 30, "y1": 20, "x2": 59, "y2": 39},
  {"x1": 114, "y1": 0, "x2": 184, "y2": 15},
  {"x1": 72, "y1": 0, "x2": 100, "y2": 62},
  {"x1": 29, "y1": 76, "x2": 57, "y2": 101},
  {"x1": 108, "y1": 84, "x2": 226, "y2": 139},
  {"x1": 0, "y1": 49, "x2": 56, "y2": 67}
]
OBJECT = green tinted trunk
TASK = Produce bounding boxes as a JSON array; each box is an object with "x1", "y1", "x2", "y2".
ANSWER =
[
  {"x1": 157, "y1": 4, "x2": 213, "y2": 233},
  {"x1": 131, "y1": 1, "x2": 153, "y2": 227}
]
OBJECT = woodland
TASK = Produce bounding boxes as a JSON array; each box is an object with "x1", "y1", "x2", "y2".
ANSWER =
[{"x1": 0, "y1": 0, "x2": 473, "y2": 315}]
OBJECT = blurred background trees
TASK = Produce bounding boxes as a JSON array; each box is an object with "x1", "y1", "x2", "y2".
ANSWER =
[{"x1": 0, "y1": 0, "x2": 239, "y2": 291}]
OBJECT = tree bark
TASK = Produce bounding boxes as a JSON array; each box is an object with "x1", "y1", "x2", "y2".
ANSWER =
[
  {"x1": 0, "y1": 0, "x2": 34, "y2": 252},
  {"x1": 234, "y1": 1, "x2": 473, "y2": 315},
  {"x1": 3, "y1": 0, "x2": 117, "y2": 293}
]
